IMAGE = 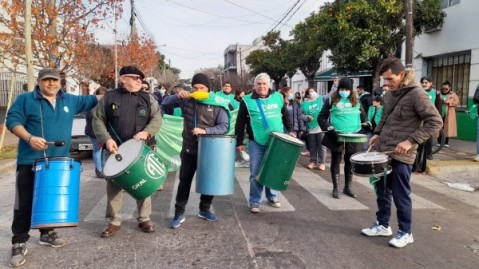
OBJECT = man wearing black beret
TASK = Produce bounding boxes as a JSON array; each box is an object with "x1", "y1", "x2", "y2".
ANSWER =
[{"x1": 93, "y1": 65, "x2": 162, "y2": 237}]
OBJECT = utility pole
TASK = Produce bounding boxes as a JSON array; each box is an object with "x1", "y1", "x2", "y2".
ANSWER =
[
  {"x1": 130, "y1": 0, "x2": 137, "y2": 37},
  {"x1": 405, "y1": 0, "x2": 413, "y2": 66},
  {"x1": 24, "y1": 0, "x2": 34, "y2": 91},
  {"x1": 114, "y1": 0, "x2": 119, "y2": 88}
]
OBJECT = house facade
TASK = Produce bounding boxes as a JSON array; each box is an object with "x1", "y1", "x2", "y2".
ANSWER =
[{"x1": 411, "y1": 0, "x2": 478, "y2": 141}]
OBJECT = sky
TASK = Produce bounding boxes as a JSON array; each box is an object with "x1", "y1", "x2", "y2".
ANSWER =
[{"x1": 95, "y1": 0, "x2": 327, "y2": 80}]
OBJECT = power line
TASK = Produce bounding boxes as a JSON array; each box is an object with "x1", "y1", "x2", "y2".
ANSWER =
[
  {"x1": 270, "y1": 0, "x2": 301, "y2": 33},
  {"x1": 222, "y1": 0, "x2": 288, "y2": 26}
]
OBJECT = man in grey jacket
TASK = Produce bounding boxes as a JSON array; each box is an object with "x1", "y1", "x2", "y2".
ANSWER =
[{"x1": 361, "y1": 58, "x2": 442, "y2": 248}]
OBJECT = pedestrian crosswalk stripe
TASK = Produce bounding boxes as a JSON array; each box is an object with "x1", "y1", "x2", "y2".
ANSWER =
[
  {"x1": 235, "y1": 168, "x2": 295, "y2": 212},
  {"x1": 83, "y1": 190, "x2": 139, "y2": 222},
  {"x1": 168, "y1": 172, "x2": 216, "y2": 217},
  {"x1": 412, "y1": 176, "x2": 479, "y2": 209},
  {"x1": 293, "y1": 167, "x2": 369, "y2": 210},
  {"x1": 354, "y1": 176, "x2": 445, "y2": 209}
]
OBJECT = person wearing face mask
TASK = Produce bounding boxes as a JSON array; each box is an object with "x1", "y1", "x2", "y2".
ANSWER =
[
  {"x1": 294, "y1": 92, "x2": 302, "y2": 103},
  {"x1": 438, "y1": 81, "x2": 459, "y2": 147},
  {"x1": 302, "y1": 87, "x2": 327, "y2": 170},
  {"x1": 318, "y1": 78, "x2": 370, "y2": 199},
  {"x1": 153, "y1": 84, "x2": 167, "y2": 105},
  {"x1": 279, "y1": 87, "x2": 306, "y2": 139}
]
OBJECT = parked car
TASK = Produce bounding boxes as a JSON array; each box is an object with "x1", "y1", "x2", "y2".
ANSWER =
[{"x1": 70, "y1": 113, "x2": 93, "y2": 153}]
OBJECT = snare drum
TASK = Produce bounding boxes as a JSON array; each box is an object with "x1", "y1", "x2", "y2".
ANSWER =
[
  {"x1": 338, "y1": 133, "x2": 368, "y2": 143},
  {"x1": 103, "y1": 139, "x2": 168, "y2": 200},
  {"x1": 350, "y1": 152, "x2": 391, "y2": 177}
]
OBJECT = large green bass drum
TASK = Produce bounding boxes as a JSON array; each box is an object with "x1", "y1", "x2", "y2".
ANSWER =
[
  {"x1": 257, "y1": 132, "x2": 304, "y2": 191},
  {"x1": 103, "y1": 139, "x2": 168, "y2": 200}
]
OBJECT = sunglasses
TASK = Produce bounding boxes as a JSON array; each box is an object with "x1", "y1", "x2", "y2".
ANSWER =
[{"x1": 123, "y1": 75, "x2": 142, "y2": 81}]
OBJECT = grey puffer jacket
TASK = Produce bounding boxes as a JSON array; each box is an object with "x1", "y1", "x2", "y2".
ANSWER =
[{"x1": 375, "y1": 81, "x2": 442, "y2": 164}]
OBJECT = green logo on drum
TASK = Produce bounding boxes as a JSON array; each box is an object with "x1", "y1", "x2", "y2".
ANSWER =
[{"x1": 145, "y1": 153, "x2": 166, "y2": 179}]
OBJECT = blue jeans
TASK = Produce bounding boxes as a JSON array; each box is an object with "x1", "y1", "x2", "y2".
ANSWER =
[
  {"x1": 307, "y1": 132, "x2": 326, "y2": 164},
  {"x1": 248, "y1": 140, "x2": 278, "y2": 206},
  {"x1": 375, "y1": 159, "x2": 413, "y2": 233},
  {"x1": 89, "y1": 136, "x2": 105, "y2": 172}
]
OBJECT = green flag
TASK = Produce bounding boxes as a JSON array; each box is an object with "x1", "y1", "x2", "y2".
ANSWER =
[{"x1": 155, "y1": 114, "x2": 184, "y2": 172}]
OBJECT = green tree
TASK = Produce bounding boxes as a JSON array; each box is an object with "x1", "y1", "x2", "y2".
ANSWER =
[
  {"x1": 245, "y1": 31, "x2": 295, "y2": 90},
  {"x1": 288, "y1": 15, "x2": 326, "y2": 87},
  {"x1": 313, "y1": 0, "x2": 445, "y2": 85}
]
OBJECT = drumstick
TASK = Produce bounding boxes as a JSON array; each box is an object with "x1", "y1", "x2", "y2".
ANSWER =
[
  {"x1": 45, "y1": 140, "x2": 65, "y2": 147},
  {"x1": 365, "y1": 145, "x2": 372, "y2": 154},
  {"x1": 112, "y1": 149, "x2": 123, "y2": 161}
]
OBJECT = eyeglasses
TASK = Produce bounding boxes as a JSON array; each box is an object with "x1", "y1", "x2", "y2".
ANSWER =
[{"x1": 123, "y1": 75, "x2": 142, "y2": 81}]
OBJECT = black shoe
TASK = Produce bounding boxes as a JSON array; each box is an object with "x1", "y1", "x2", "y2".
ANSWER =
[
  {"x1": 95, "y1": 169, "x2": 104, "y2": 178},
  {"x1": 332, "y1": 187, "x2": 339, "y2": 199},
  {"x1": 426, "y1": 155, "x2": 433, "y2": 160}
]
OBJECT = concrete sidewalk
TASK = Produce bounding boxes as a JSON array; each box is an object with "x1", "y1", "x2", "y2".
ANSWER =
[{"x1": 426, "y1": 138, "x2": 479, "y2": 190}]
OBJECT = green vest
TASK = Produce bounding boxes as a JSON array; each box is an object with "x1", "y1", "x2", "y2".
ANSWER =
[
  {"x1": 426, "y1": 89, "x2": 437, "y2": 104},
  {"x1": 330, "y1": 98, "x2": 361, "y2": 133},
  {"x1": 367, "y1": 105, "x2": 383, "y2": 125},
  {"x1": 243, "y1": 92, "x2": 285, "y2": 145},
  {"x1": 301, "y1": 97, "x2": 323, "y2": 129}
]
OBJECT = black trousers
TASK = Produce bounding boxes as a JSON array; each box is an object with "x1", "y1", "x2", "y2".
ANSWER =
[
  {"x1": 12, "y1": 165, "x2": 52, "y2": 244},
  {"x1": 174, "y1": 151, "x2": 214, "y2": 215},
  {"x1": 330, "y1": 150, "x2": 354, "y2": 178}
]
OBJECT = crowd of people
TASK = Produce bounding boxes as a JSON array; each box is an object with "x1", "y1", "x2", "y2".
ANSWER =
[{"x1": 8, "y1": 56, "x2": 474, "y2": 267}]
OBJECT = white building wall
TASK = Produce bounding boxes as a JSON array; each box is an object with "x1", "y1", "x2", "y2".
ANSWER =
[{"x1": 412, "y1": 0, "x2": 479, "y2": 98}]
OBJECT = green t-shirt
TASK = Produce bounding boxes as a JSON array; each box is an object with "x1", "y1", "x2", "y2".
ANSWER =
[
  {"x1": 301, "y1": 97, "x2": 323, "y2": 129},
  {"x1": 441, "y1": 94, "x2": 448, "y2": 118},
  {"x1": 330, "y1": 98, "x2": 361, "y2": 133},
  {"x1": 243, "y1": 92, "x2": 285, "y2": 145}
]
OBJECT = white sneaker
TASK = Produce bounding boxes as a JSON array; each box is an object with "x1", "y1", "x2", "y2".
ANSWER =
[
  {"x1": 473, "y1": 155, "x2": 479, "y2": 162},
  {"x1": 444, "y1": 144, "x2": 449, "y2": 148},
  {"x1": 249, "y1": 204, "x2": 260, "y2": 213},
  {"x1": 361, "y1": 222, "x2": 393, "y2": 237},
  {"x1": 389, "y1": 231, "x2": 414, "y2": 248},
  {"x1": 240, "y1": 151, "x2": 250, "y2": 161},
  {"x1": 267, "y1": 200, "x2": 281, "y2": 208}
]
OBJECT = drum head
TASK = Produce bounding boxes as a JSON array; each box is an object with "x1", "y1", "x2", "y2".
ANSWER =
[
  {"x1": 351, "y1": 152, "x2": 389, "y2": 162},
  {"x1": 103, "y1": 139, "x2": 143, "y2": 177},
  {"x1": 271, "y1": 132, "x2": 304, "y2": 146},
  {"x1": 338, "y1": 133, "x2": 367, "y2": 138}
]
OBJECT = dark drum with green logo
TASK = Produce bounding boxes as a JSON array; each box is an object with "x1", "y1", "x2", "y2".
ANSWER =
[
  {"x1": 103, "y1": 139, "x2": 168, "y2": 200},
  {"x1": 257, "y1": 132, "x2": 304, "y2": 191}
]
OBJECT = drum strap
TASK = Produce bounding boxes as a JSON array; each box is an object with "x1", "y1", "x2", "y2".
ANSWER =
[
  {"x1": 370, "y1": 167, "x2": 389, "y2": 193},
  {"x1": 255, "y1": 98, "x2": 269, "y2": 130},
  {"x1": 108, "y1": 123, "x2": 123, "y2": 143}
]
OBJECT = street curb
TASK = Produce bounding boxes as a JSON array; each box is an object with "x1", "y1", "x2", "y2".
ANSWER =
[
  {"x1": 427, "y1": 159, "x2": 479, "y2": 175},
  {"x1": 0, "y1": 159, "x2": 16, "y2": 175}
]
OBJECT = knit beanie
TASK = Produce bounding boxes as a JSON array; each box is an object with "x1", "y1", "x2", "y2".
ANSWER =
[{"x1": 191, "y1": 73, "x2": 210, "y2": 90}]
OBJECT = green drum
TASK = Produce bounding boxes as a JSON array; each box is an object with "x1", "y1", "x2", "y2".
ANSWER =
[
  {"x1": 338, "y1": 133, "x2": 368, "y2": 143},
  {"x1": 103, "y1": 139, "x2": 168, "y2": 200},
  {"x1": 257, "y1": 132, "x2": 304, "y2": 191}
]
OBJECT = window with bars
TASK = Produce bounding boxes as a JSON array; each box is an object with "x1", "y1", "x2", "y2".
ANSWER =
[
  {"x1": 426, "y1": 52, "x2": 470, "y2": 109},
  {"x1": 441, "y1": 0, "x2": 460, "y2": 9}
]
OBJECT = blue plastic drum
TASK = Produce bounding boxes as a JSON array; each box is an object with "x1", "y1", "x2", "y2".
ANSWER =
[
  {"x1": 31, "y1": 157, "x2": 81, "y2": 229},
  {"x1": 196, "y1": 135, "x2": 236, "y2": 195}
]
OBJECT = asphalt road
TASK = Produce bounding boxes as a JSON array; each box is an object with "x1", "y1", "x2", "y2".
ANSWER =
[{"x1": 0, "y1": 157, "x2": 478, "y2": 269}]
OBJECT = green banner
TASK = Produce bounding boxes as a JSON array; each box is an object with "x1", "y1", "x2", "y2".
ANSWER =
[
  {"x1": 155, "y1": 114, "x2": 184, "y2": 172},
  {"x1": 155, "y1": 108, "x2": 242, "y2": 172}
]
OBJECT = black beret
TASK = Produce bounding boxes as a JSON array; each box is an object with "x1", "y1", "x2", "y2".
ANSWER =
[{"x1": 119, "y1": 66, "x2": 145, "y2": 79}]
